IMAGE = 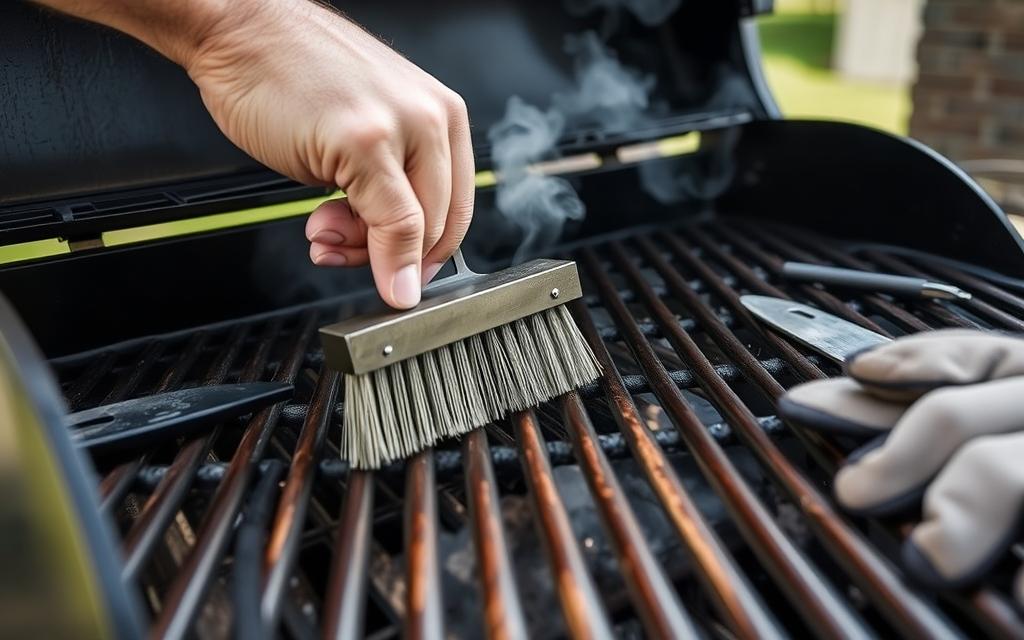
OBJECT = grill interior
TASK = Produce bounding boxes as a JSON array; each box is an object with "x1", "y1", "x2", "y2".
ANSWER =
[{"x1": 51, "y1": 218, "x2": 1024, "y2": 639}]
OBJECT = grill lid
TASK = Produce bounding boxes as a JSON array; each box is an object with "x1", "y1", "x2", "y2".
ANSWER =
[{"x1": 0, "y1": 0, "x2": 773, "y2": 245}]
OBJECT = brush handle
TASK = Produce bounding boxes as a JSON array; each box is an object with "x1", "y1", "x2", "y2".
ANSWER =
[
  {"x1": 424, "y1": 248, "x2": 479, "y2": 291},
  {"x1": 452, "y1": 248, "x2": 476, "y2": 276}
]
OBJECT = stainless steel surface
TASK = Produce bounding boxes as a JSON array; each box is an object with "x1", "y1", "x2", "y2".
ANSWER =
[
  {"x1": 741, "y1": 295, "x2": 892, "y2": 363},
  {"x1": 782, "y1": 262, "x2": 972, "y2": 301},
  {"x1": 319, "y1": 258, "x2": 584, "y2": 375},
  {"x1": 921, "y1": 282, "x2": 974, "y2": 301}
]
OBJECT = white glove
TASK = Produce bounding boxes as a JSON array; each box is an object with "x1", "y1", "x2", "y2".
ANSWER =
[{"x1": 779, "y1": 330, "x2": 1024, "y2": 594}]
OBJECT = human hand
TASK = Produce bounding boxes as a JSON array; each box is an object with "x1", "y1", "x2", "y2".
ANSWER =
[
  {"x1": 779, "y1": 330, "x2": 1024, "y2": 600},
  {"x1": 181, "y1": 0, "x2": 474, "y2": 308}
]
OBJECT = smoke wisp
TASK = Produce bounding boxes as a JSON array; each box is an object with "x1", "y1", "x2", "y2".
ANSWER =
[
  {"x1": 553, "y1": 32, "x2": 655, "y2": 134},
  {"x1": 487, "y1": 32, "x2": 656, "y2": 261}
]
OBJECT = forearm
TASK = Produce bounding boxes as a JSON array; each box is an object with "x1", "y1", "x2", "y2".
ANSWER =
[{"x1": 31, "y1": 0, "x2": 237, "y2": 67}]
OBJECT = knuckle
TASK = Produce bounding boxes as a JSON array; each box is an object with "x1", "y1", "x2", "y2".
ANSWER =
[
  {"x1": 444, "y1": 90, "x2": 469, "y2": 120},
  {"x1": 417, "y1": 100, "x2": 448, "y2": 129},
  {"x1": 348, "y1": 117, "x2": 395, "y2": 151},
  {"x1": 377, "y1": 209, "x2": 423, "y2": 243}
]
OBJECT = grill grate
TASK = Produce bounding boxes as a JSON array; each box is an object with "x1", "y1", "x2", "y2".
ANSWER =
[{"x1": 51, "y1": 219, "x2": 1024, "y2": 639}]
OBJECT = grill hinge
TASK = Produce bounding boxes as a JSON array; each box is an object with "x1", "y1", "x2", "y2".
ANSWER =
[{"x1": 66, "y1": 236, "x2": 106, "y2": 252}]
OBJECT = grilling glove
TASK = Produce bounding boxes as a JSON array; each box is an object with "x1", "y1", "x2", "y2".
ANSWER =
[{"x1": 778, "y1": 330, "x2": 1024, "y2": 599}]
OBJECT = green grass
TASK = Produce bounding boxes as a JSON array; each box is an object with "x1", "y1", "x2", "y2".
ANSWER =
[
  {"x1": 758, "y1": 11, "x2": 911, "y2": 135},
  {"x1": 759, "y1": 13, "x2": 837, "y2": 70}
]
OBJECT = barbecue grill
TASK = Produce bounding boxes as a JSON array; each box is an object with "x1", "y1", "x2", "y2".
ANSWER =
[{"x1": 4, "y1": 1, "x2": 1024, "y2": 639}]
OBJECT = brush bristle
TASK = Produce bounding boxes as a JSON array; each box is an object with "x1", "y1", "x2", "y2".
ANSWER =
[{"x1": 340, "y1": 305, "x2": 601, "y2": 469}]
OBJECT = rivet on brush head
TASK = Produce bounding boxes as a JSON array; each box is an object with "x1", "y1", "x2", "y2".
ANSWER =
[
  {"x1": 382, "y1": 345, "x2": 393, "y2": 356},
  {"x1": 550, "y1": 288, "x2": 560, "y2": 299}
]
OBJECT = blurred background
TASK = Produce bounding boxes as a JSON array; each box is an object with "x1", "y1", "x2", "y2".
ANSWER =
[{"x1": 759, "y1": 0, "x2": 1024, "y2": 229}]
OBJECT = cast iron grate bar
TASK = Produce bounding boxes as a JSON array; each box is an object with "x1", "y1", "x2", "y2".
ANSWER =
[
  {"x1": 580, "y1": 246, "x2": 872, "y2": 638},
  {"x1": 515, "y1": 410, "x2": 615, "y2": 638},
  {"x1": 461, "y1": 429, "x2": 530, "y2": 639},
  {"x1": 152, "y1": 313, "x2": 317, "y2": 640},
  {"x1": 572, "y1": 297, "x2": 784, "y2": 637},
  {"x1": 618, "y1": 237, "x2": 959, "y2": 637},
  {"x1": 51, "y1": 219, "x2": 1024, "y2": 639}
]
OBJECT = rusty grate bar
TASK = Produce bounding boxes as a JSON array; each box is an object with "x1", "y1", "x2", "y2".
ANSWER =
[
  {"x1": 262, "y1": 367, "x2": 341, "y2": 629},
  {"x1": 719, "y1": 226, "x2": 895, "y2": 337},
  {"x1": 404, "y1": 451, "x2": 444, "y2": 639},
  {"x1": 652, "y1": 233, "x2": 843, "y2": 467},
  {"x1": 684, "y1": 228, "x2": 829, "y2": 382},
  {"x1": 100, "y1": 456, "x2": 146, "y2": 513},
  {"x1": 618, "y1": 238, "x2": 961, "y2": 637},
  {"x1": 579, "y1": 246, "x2": 869, "y2": 638},
  {"x1": 323, "y1": 470, "x2": 375, "y2": 640},
  {"x1": 152, "y1": 313, "x2": 316, "y2": 640},
  {"x1": 515, "y1": 410, "x2": 615, "y2": 638},
  {"x1": 570, "y1": 297, "x2": 782, "y2": 637},
  {"x1": 463, "y1": 429, "x2": 529, "y2": 640},
  {"x1": 121, "y1": 326, "x2": 250, "y2": 583},
  {"x1": 668, "y1": 230, "x2": 826, "y2": 384},
  {"x1": 562, "y1": 392, "x2": 698, "y2": 638},
  {"x1": 232, "y1": 459, "x2": 286, "y2": 640},
  {"x1": 746, "y1": 223, "x2": 934, "y2": 333}
]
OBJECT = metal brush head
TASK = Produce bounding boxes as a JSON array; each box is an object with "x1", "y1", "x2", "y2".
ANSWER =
[
  {"x1": 318, "y1": 252, "x2": 601, "y2": 469},
  {"x1": 339, "y1": 305, "x2": 601, "y2": 468},
  {"x1": 319, "y1": 253, "x2": 584, "y2": 375}
]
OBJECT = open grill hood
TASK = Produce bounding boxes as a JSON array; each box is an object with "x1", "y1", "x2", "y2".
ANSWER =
[{"x1": 0, "y1": 0, "x2": 770, "y2": 240}]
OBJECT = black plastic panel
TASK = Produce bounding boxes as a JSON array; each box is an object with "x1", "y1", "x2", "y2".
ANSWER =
[
  {"x1": 721, "y1": 119, "x2": 1024, "y2": 277},
  {"x1": 0, "y1": 5, "x2": 259, "y2": 205},
  {"x1": 0, "y1": 171, "x2": 329, "y2": 245}
]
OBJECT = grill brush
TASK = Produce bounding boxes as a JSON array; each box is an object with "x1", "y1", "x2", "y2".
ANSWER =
[{"x1": 319, "y1": 251, "x2": 601, "y2": 468}]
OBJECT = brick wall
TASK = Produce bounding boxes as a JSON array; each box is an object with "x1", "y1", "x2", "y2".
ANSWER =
[{"x1": 910, "y1": 0, "x2": 1024, "y2": 162}]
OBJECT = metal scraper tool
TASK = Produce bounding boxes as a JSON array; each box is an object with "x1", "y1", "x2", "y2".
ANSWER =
[
  {"x1": 69, "y1": 382, "x2": 293, "y2": 453},
  {"x1": 740, "y1": 295, "x2": 891, "y2": 363}
]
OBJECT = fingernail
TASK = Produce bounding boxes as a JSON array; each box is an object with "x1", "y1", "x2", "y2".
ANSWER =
[
  {"x1": 422, "y1": 262, "x2": 444, "y2": 284},
  {"x1": 311, "y1": 230, "x2": 345, "y2": 245},
  {"x1": 313, "y1": 252, "x2": 347, "y2": 266},
  {"x1": 392, "y1": 264, "x2": 421, "y2": 308}
]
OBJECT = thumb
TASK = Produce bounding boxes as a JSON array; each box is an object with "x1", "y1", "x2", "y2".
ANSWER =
[{"x1": 347, "y1": 165, "x2": 426, "y2": 309}]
